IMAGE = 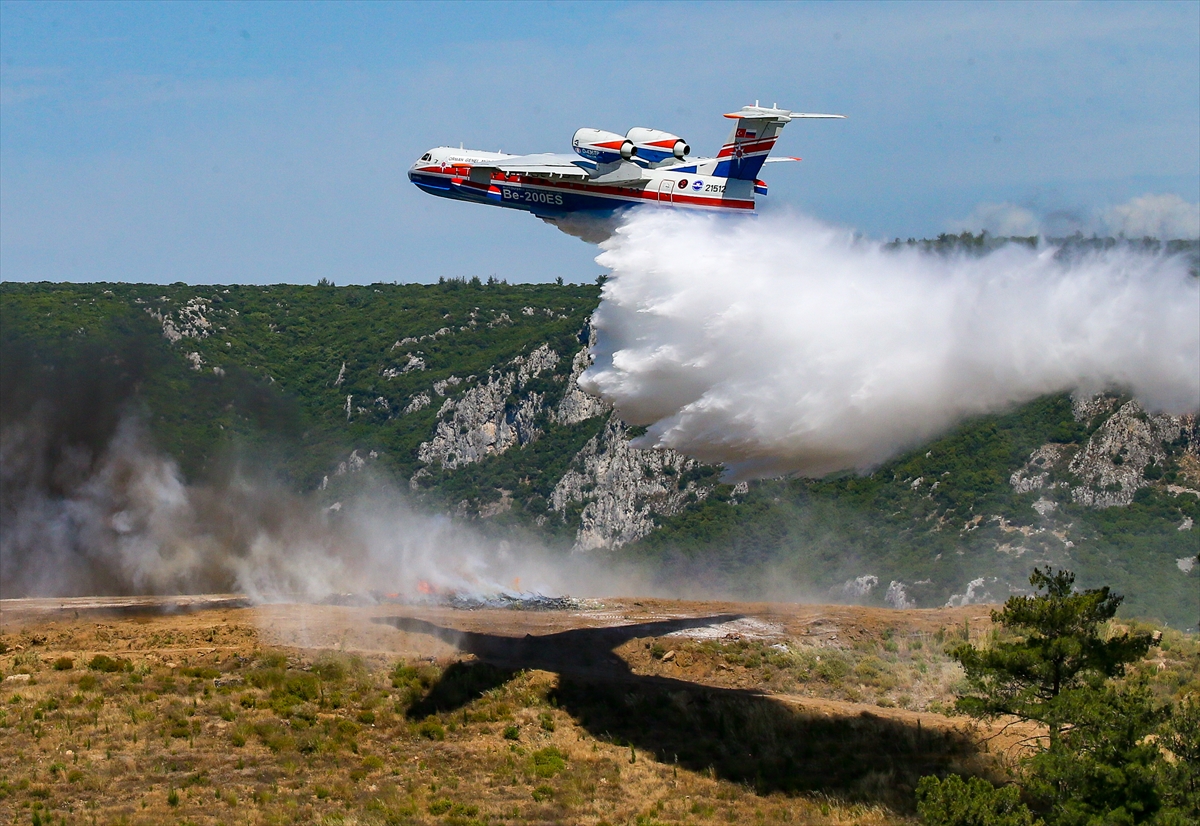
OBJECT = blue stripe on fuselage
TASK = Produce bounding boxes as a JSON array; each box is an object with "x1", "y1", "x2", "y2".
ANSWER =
[{"x1": 409, "y1": 171, "x2": 633, "y2": 215}]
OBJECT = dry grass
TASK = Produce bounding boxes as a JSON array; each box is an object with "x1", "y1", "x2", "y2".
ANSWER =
[{"x1": 1, "y1": 599, "x2": 1186, "y2": 825}]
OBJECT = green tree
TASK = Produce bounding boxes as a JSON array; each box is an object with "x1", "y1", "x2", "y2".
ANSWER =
[
  {"x1": 931, "y1": 568, "x2": 1176, "y2": 825},
  {"x1": 1155, "y1": 696, "x2": 1200, "y2": 821},
  {"x1": 951, "y1": 568, "x2": 1155, "y2": 744},
  {"x1": 1022, "y1": 681, "x2": 1164, "y2": 824}
]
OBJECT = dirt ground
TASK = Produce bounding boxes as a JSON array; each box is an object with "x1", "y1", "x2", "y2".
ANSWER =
[{"x1": 0, "y1": 596, "x2": 1035, "y2": 825}]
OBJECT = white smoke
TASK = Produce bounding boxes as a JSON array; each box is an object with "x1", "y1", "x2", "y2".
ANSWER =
[
  {"x1": 581, "y1": 210, "x2": 1200, "y2": 480},
  {"x1": 1, "y1": 413, "x2": 593, "y2": 601}
]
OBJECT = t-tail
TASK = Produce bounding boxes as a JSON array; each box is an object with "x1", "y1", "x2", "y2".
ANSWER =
[{"x1": 713, "y1": 103, "x2": 846, "y2": 181}]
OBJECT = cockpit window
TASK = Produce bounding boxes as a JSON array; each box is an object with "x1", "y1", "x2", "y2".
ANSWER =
[{"x1": 420, "y1": 153, "x2": 432, "y2": 162}]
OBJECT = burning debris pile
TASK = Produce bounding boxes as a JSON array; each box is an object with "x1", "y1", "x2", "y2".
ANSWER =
[
  {"x1": 414, "y1": 578, "x2": 587, "y2": 611},
  {"x1": 320, "y1": 581, "x2": 588, "y2": 611},
  {"x1": 438, "y1": 591, "x2": 586, "y2": 611}
]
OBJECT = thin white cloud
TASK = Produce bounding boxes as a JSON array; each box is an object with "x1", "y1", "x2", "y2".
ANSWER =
[
  {"x1": 953, "y1": 194, "x2": 1200, "y2": 240},
  {"x1": 1102, "y1": 193, "x2": 1200, "y2": 240},
  {"x1": 950, "y1": 202, "x2": 1040, "y2": 236}
]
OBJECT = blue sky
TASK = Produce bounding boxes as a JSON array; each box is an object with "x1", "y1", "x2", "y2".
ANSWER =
[{"x1": 2, "y1": 0, "x2": 1197, "y2": 285}]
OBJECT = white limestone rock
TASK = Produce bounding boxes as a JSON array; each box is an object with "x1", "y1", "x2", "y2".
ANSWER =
[
  {"x1": 1068, "y1": 399, "x2": 1193, "y2": 507},
  {"x1": 416, "y1": 347, "x2": 559, "y2": 470},
  {"x1": 551, "y1": 413, "x2": 712, "y2": 551}
]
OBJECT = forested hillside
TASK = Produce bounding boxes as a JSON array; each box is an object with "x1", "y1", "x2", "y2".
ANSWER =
[{"x1": 3, "y1": 253, "x2": 1197, "y2": 626}]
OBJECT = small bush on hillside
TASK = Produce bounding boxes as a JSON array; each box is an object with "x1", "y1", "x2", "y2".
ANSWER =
[
  {"x1": 312, "y1": 657, "x2": 347, "y2": 683},
  {"x1": 417, "y1": 718, "x2": 445, "y2": 741},
  {"x1": 916, "y1": 775, "x2": 1039, "y2": 826},
  {"x1": 88, "y1": 655, "x2": 130, "y2": 673},
  {"x1": 531, "y1": 747, "x2": 566, "y2": 778}
]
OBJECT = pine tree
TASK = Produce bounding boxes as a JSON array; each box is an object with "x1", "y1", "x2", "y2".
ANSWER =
[{"x1": 951, "y1": 567, "x2": 1155, "y2": 744}]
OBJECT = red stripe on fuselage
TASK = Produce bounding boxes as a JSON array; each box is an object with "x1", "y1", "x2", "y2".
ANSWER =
[{"x1": 419, "y1": 169, "x2": 753, "y2": 210}]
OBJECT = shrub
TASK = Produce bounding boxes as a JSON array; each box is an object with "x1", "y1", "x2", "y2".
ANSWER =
[
  {"x1": 259, "y1": 651, "x2": 287, "y2": 668},
  {"x1": 503, "y1": 724, "x2": 520, "y2": 740},
  {"x1": 167, "y1": 788, "x2": 180, "y2": 807},
  {"x1": 532, "y1": 784, "x2": 554, "y2": 802},
  {"x1": 296, "y1": 729, "x2": 322, "y2": 754},
  {"x1": 247, "y1": 667, "x2": 284, "y2": 690},
  {"x1": 915, "y1": 775, "x2": 1039, "y2": 826},
  {"x1": 180, "y1": 666, "x2": 218, "y2": 679},
  {"x1": 76, "y1": 674, "x2": 97, "y2": 691},
  {"x1": 531, "y1": 747, "x2": 566, "y2": 778},
  {"x1": 52, "y1": 657, "x2": 73, "y2": 671},
  {"x1": 313, "y1": 658, "x2": 347, "y2": 683},
  {"x1": 282, "y1": 672, "x2": 318, "y2": 701},
  {"x1": 815, "y1": 656, "x2": 849, "y2": 683},
  {"x1": 428, "y1": 797, "x2": 452, "y2": 815},
  {"x1": 88, "y1": 655, "x2": 130, "y2": 673},
  {"x1": 417, "y1": 718, "x2": 445, "y2": 741}
]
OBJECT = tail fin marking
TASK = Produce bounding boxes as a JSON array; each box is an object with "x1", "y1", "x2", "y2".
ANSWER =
[{"x1": 713, "y1": 105, "x2": 845, "y2": 181}]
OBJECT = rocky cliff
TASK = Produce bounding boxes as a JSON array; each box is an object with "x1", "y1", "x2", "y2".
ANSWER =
[
  {"x1": 1009, "y1": 395, "x2": 1199, "y2": 509},
  {"x1": 403, "y1": 328, "x2": 716, "y2": 551}
]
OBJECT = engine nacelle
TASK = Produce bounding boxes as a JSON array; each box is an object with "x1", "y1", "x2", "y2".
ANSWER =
[
  {"x1": 626, "y1": 128, "x2": 690, "y2": 164},
  {"x1": 572, "y1": 128, "x2": 636, "y2": 164}
]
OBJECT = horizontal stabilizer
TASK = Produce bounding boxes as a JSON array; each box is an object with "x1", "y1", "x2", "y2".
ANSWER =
[{"x1": 723, "y1": 105, "x2": 846, "y2": 121}]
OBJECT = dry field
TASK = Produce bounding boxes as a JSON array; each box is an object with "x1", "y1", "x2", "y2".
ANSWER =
[{"x1": 1, "y1": 596, "x2": 1194, "y2": 826}]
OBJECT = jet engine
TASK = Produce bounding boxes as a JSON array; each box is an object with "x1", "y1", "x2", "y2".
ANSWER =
[
  {"x1": 572, "y1": 128, "x2": 637, "y2": 164},
  {"x1": 626, "y1": 128, "x2": 690, "y2": 165}
]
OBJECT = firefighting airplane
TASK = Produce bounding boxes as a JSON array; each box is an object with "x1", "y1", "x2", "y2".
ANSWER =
[{"x1": 408, "y1": 103, "x2": 844, "y2": 232}]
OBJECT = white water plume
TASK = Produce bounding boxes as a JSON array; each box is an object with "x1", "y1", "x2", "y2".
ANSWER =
[{"x1": 581, "y1": 210, "x2": 1200, "y2": 480}]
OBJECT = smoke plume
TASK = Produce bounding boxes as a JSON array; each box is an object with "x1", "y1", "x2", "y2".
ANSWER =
[
  {"x1": 581, "y1": 210, "x2": 1200, "y2": 479},
  {"x1": 0, "y1": 407, "x2": 578, "y2": 600}
]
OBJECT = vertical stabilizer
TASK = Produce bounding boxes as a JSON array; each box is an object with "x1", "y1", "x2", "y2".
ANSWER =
[{"x1": 713, "y1": 105, "x2": 845, "y2": 181}]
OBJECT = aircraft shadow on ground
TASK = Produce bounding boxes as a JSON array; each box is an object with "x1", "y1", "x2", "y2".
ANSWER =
[{"x1": 372, "y1": 615, "x2": 981, "y2": 809}]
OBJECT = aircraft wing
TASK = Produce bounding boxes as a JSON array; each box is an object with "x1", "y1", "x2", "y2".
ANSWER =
[{"x1": 469, "y1": 153, "x2": 591, "y2": 182}]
